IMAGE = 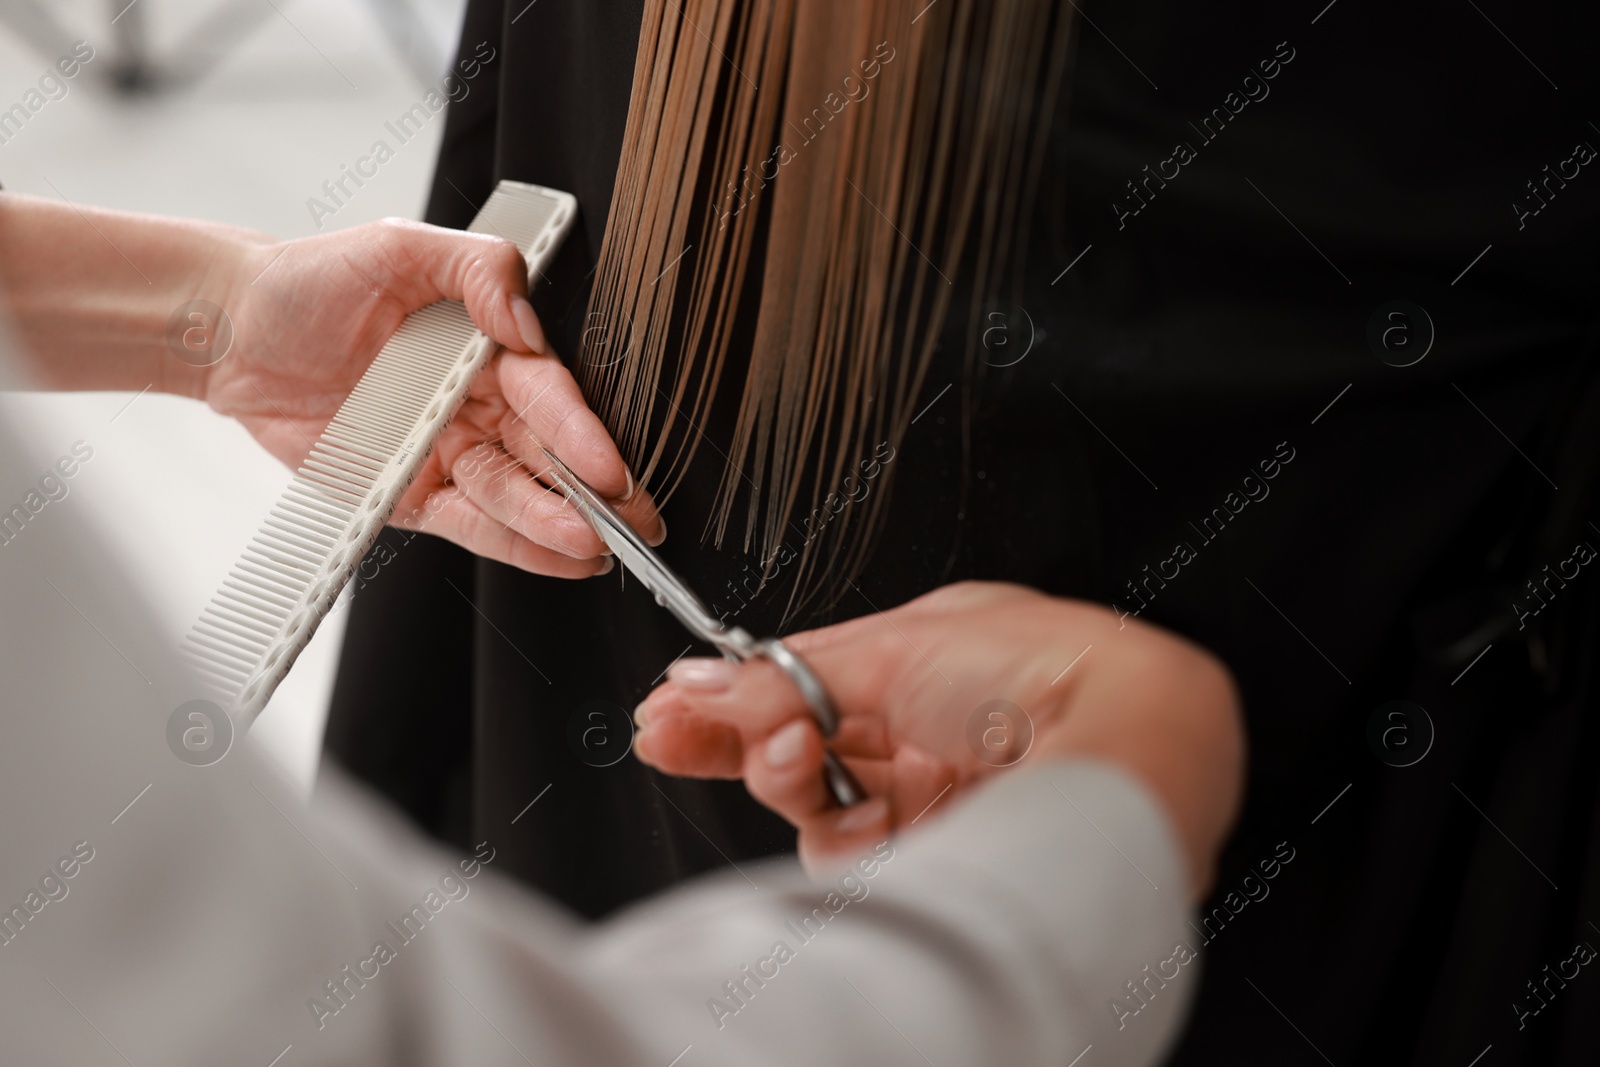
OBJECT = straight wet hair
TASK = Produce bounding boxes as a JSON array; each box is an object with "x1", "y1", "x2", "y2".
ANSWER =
[{"x1": 580, "y1": 0, "x2": 1072, "y2": 617}]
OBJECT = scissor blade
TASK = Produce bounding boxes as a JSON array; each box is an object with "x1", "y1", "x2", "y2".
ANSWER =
[{"x1": 538, "y1": 446, "x2": 733, "y2": 651}]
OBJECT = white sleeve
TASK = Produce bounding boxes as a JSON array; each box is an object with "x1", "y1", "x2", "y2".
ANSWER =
[
  {"x1": 578, "y1": 761, "x2": 1199, "y2": 1067},
  {"x1": 0, "y1": 419, "x2": 1197, "y2": 1067}
]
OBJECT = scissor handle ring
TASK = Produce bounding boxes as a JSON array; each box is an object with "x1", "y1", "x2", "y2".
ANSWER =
[
  {"x1": 754, "y1": 637, "x2": 840, "y2": 736},
  {"x1": 753, "y1": 638, "x2": 867, "y2": 807}
]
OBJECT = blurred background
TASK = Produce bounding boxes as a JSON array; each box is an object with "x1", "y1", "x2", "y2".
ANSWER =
[{"x1": 0, "y1": 0, "x2": 470, "y2": 791}]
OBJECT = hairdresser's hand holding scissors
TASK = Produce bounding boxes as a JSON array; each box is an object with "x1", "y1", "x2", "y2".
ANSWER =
[
  {"x1": 0, "y1": 194, "x2": 660, "y2": 577},
  {"x1": 635, "y1": 581, "x2": 1245, "y2": 899}
]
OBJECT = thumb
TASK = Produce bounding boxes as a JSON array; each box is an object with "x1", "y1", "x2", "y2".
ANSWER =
[{"x1": 369, "y1": 217, "x2": 547, "y2": 355}]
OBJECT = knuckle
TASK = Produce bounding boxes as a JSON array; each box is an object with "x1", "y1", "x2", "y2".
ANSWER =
[
  {"x1": 488, "y1": 234, "x2": 524, "y2": 264},
  {"x1": 372, "y1": 216, "x2": 419, "y2": 247},
  {"x1": 471, "y1": 235, "x2": 527, "y2": 283},
  {"x1": 549, "y1": 404, "x2": 599, "y2": 453},
  {"x1": 914, "y1": 579, "x2": 1009, "y2": 613}
]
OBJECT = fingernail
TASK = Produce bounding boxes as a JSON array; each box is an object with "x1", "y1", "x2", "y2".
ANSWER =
[
  {"x1": 765, "y1": 719, "x2": 809, "y2": 768},
  {"x1": 596, "y1": 557, "x2": 615, "y2": 575},
  {"x1": 634, "y1": 702, "x2": 652, "y2": 728},
  {"x1": 836, "y1": 797, "x2": 888, "y2": 834},
  {"x1": 648, "y1": 515, "x2": 667, "y2": 547},
  {"x1": 511, "y1": 297, "x2": 547, "y2": 353},
  {"x1": 619, "y1": 468, "x2": 637, "y2": 502},
  {"x1": 667, "y1": 657, "x2": 736, "y2": 693}
]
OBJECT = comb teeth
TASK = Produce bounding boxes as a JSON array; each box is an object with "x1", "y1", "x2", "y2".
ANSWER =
[{"x1": 182, "y1": 181, "x2": 576, "y2": 722}]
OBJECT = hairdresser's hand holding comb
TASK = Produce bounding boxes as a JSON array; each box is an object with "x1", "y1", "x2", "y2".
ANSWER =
[
  {"x1": 634, "y1": 581, "x2": 1244, "y2": 900},
  {"x1": 0, "y1": 193, "x2": 660, "y2": 578},
  {"x1": 212, "y1": 218, "x2": 665, "y2": 577}
]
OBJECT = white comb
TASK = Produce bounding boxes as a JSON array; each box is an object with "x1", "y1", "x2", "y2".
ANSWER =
[{"x1": 183, "y1": 180, "x2": 577, "y2": 724}]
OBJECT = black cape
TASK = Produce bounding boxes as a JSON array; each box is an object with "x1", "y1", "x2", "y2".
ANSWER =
[{"x1": 326, "y1": 2, "x2": 1600, "y2": 1063}]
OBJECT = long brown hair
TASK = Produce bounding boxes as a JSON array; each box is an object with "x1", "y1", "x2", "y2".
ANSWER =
[{"x1": 579, "y1": 0, "x2": 1072, "y2": 616}]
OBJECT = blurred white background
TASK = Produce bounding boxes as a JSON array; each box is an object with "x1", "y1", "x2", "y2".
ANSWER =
[{"x1": 0, "y1": 0, "x2": 469, "y2": 790}]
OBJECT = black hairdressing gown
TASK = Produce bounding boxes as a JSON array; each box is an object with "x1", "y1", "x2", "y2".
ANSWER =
[{"x1": 325, "y1": 2, "x2": 1600, "y2": 1063}]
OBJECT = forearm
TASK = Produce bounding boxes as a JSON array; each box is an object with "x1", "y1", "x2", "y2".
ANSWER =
[{"x1": 0, "y1": 192, "x2": 267, "y2": 397}]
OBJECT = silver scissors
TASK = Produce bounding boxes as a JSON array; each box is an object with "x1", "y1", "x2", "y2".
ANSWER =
[{"x1": 539, "y1": 445, "x2": 868, "y2": 807}]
